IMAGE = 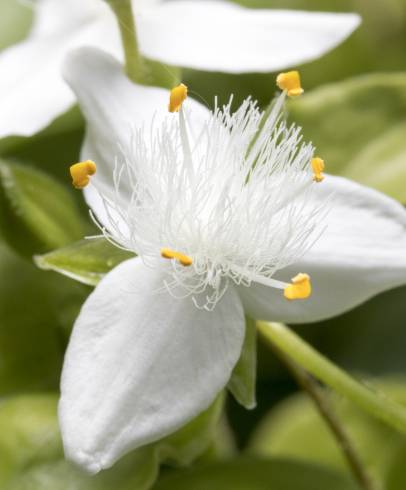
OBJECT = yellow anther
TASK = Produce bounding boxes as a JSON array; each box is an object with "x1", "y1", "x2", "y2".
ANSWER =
[
  {"x1": 311, "y1": 157, "x2": 325, "y2": 183},
  {"x1": 70, "y1": 160, "x2": 97, "y2": 189},
  {"x1": 161, "y1": 248, "x2": 193, "y2": 267},
  {"x1": 284, "y1": 273, "x2": 312, "y2": 300},
  {"x1": 168, "y1": 83, "x2": 188, "y2": 112},
  {"x1": 276, "y1": 71, "x2": 304, "y2": 97}
]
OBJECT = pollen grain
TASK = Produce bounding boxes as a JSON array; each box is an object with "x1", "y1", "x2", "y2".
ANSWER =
[
  {"x1": 161, "y1": 248, "x2": 193, "y2": 267},
  {"x1": 168, "y1": 83, "x2": 188, "y2": 112},
  {"x1": 284, "y1": 273, "x2": 311, "y2": 300},
  {"x1": 70, "y1": 160, "x2": 97, "y2": 189},
  {"x1": 311, "y1": 157, "x2": 325, "y2": 183},
  {"x1": 276, "y1": 71, "x2": 304, "y2": 97}
]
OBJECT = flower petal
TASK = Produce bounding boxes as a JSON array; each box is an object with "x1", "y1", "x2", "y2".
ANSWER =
[
  {"x1": 238, "y1": 175, "x2": 406, "y2": 324},
  {"x1": 0, "y1": 0, "x2": 119, "y2": 138},
  {"x1": 59, "y1": 257, "x2": 245, "y2": 472},
  {"x1": 137, "y1": 1, "x2": 361, "y2": 73},
  {"x1": 63, "y1": 47, "x2": 210, "y2": 227}
]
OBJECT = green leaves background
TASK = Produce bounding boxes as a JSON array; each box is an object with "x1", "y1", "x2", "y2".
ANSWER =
[{"x1": 0, "y1": 0, "x2": 406, "y2": 488}]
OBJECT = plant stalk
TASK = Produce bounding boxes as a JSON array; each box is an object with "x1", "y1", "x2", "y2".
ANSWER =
[
  {"x1": 106, "y1": 0, "x2": 146, "y2": 83},
  {"x1": 269, "y1": 342, "x2": 379, "y2": 490},
  {"x1": 257, "y1": 321, "x2": 406, "y2": 436}
]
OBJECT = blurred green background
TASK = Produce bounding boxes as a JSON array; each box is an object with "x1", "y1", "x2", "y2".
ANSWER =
[{"x1": 0, "y1": 0, "x2": 406, "y2": 489}]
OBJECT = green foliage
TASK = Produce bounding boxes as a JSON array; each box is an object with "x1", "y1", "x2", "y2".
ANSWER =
[
  {"x1": 0, "y1": 395, "x2": 61, "y2": 486},
  {"x1": 0, "y1": 159, "x2": 84, "y2": 257},
  {"x1": 0, "y1": 394, "x2": 158, "y2": 490},
  {"x1": 386, "y1": 443, "x2": 406, "y2": 490},
  {"x1": 228, "y1": 317, "x2": 257, "y2": 409},
  {"x1": 160, "y1": 395, "x2": 224, "y2": 465},
  {"x1": 344, "y1": 121, "x2": 406, "y2": 203},
  {"x1": 0, "y1": 243, "x2": 87, "y2": 394},
  {"x1": 154, "y1": 457, "x2": 358, "y2": 490},
  {"x1": 3, "y1": 455, "x2": 158, "y2": 490},
  {"x1": 0, "y1": 107, "x2": 85, "y2": 182},
  {"x1": 0, "y1": 394, "x2": 226, "y2": 490},
  {"x1": 0, "y1": 0, "x2": 32, "y2": 50},
  {"x1": 248, "y1": 378, "x2": 406, "y2": 487},
  {"x1": 288, "y1": 73, "x2": 406, "y2": 202},
  {"x1": 35, "y1": 238, "x2": 134, "y2": 286}
]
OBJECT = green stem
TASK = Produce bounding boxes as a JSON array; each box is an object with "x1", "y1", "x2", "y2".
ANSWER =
[
  {"x1": 257, "y1": 321, "x2": 406, "y2": 436},
  {"x1": 269, "y1": 343, "x2": 379, "y2": 490},
  {"x1": 106, "y1": 0, "x2": 146, "y2": 83}
]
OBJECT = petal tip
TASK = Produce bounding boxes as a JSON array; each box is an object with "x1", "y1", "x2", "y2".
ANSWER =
[
  {"x1": 73, "y1": 450, "x2": 104, "y2": 474},
  {"x1": 343, "y1": 12, "x2": 362, "y2": 33}
]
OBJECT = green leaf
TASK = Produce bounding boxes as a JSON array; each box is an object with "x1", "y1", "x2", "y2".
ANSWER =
[
  {"x1": 288, "y1": 73, "x2": 406, "y2": 202},
  {"x1": 228, "y1": 317, "x2": 257, "y2": 409},
  {"x1": 386, "y1": 443, "x2": 406, "y2": 490},
  {"x1": 35, "y1": 238, "x2": 135, "y2": 286},
  {"x1": 0, "y1": 242, "x2": 87, "y2": 394},
  {"x1": 154, "y1": 457, "x2": 358, "y2": 490},
  {"x1": 0, "y1": 159, "x2": 84, "y2": 257},
  {"x1": 0, "y1": 0, "x2": 32, "y2": 50},
  {"x1": 0, "y1": 394, "x2": 158, "y2": 490},
  {"x1": 0, "y1": 107, "x2": 85, "y2": 183},
  {"x1": 344, "y1": 121, "x2": 406, "y2": 203},
  {"x1": 199, "y1": 415, "x2": 237, "y2": 462},
  {"x1": 0, "y1": 395, "x2": 61, "y2": 486},
  {"x1": 248, "y1": 378, "x2": 406, "y2": 485},
  {"x1": 3, "y1": 454, "x2": 158, "y2": 490},
  {"x1": 0, "y1": 393, "x2": 226, "y2": 490},
  {"x1": 160, "y1": 394, "x2": 225, "y2": 466}
]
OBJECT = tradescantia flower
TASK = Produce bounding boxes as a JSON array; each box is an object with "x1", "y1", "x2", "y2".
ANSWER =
[
  {"x1": 59, "y1": 47, "x2": 406, "y2": 473},
  {"x1": 0, "y1": 0, "x2": 361, "y2": 138}
]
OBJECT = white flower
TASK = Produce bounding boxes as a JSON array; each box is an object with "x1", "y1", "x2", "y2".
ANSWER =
[
  {"x1": 0, "y1": 0, "x2": 360, "y2": 138},
  {"x1": 59, "y1": 47, "x2": 406, "y2": 473}
]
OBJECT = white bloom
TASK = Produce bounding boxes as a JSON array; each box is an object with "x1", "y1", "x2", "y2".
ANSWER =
[
  {"x1": 0, "y1": 0, "x2": 361, "y2": 137},
  {"x1": 59, "y1": 48, "x2": 406, "y2": 473}
]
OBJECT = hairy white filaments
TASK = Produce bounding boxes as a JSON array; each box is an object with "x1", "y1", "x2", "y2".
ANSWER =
[{"x1": 83, "y1": 81, "x2": 328, "y2": 310}]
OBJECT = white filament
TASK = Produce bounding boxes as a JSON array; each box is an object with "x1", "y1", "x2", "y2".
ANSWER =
[{"x1": 94, "y1": 92, "x2": 328, "y2": 310}]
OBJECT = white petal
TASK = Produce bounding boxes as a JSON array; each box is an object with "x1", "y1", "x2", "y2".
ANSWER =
[
  {"x1": 32, "y1": 0, "x2": 108, "y2": 36},
  {"x1": 59, "y1": 257, "x2": 245, "y2": 472},
  {"x1": 63, "y1": 47, "x2": 210, "y2": 227},
  {"x1": 0, "y1": 0, "x2": 120, "y2": 138},
  {"x1": 239, "y1": 176, "x2": 406, "y2": 324},
  {"x1": 137, "y1": 1, "x2": 361, "y2": 73},
  {"x1": 132, "y1": 0, "x2": 162, "y2": 12}
]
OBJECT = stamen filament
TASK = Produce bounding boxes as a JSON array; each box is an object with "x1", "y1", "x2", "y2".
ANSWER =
[
  {"x1": 179, "y1": 107, "x2": 195, "y2": 185},
  {"x1": 231, "y1": 265, "x2": 288, "y2": 290}
]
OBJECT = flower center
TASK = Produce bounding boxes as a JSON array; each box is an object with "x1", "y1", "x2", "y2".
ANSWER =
[{"x1": 70, "y1": 73, "x2": 329, "y2": 310}]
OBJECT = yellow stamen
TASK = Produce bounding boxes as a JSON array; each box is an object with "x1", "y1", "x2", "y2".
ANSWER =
[
  {"x1": 311, "y1": 157, "x2": 325, "y2": 183},
  {"x1": 276, "y1": 71, "x2": 304, "y2": 97},
  {"x1": 168, "y1": 83, "x2": 188, "y2": 113},
  {"x1": 284, "y1": 273, "x2": 311, "y2": 300},
  {"x1": 70, "y1": 160, "x2": 97, "y2": 189},
  {"x1": 161, "y1": 247, "x2": 193, "y2": 267}
]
